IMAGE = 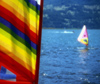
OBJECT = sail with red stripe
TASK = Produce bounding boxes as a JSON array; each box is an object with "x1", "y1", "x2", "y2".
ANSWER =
[
  {"x1": 77, "y1": 25, "x2": 88, "y2": 46},
  {"x1": 0, "y1": 0, "x2": 43, "y2": 84}
]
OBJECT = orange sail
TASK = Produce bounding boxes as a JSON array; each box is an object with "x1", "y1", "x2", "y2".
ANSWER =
[
  {"x1": 0, "y1": 0, "x2": 43, "y2": 84},
  {"x1": 77, "y1": 25, "x2": 88, "y2": 46}
]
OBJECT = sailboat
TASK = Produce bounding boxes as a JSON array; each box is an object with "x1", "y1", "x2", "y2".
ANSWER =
[
  {"x1": 77, "y1": 25, "x2": 88, "y2": 46},
  {"x1": 0, "y1": 0, "x2": 44, "y2": 84}
]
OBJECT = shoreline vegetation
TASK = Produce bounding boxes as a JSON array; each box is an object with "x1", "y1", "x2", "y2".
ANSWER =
[{"x1": 42, "y1": 27, "x2": 100, "y2": 29}]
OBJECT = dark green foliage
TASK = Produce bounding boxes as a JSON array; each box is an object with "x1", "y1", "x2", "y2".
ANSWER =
[{"x1": 43, "y1": 0, "x2": 100, "y2": 29}]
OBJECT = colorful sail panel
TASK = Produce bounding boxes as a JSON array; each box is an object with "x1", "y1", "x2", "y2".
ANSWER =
[
  {"x1": 77, "y1": 25, "x2": 88, "y2": 46},
  {"x1": 0, "y1": 0, "x2": 43, "y2": 84}
]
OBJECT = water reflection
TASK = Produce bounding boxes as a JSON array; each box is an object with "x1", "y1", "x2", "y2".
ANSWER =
[
  {"x1": 79, "y1": 47, "x2": 88, "y2": 64},
  {"x1": 78, "y1": 48, "x2": 91, "y2": 84}
]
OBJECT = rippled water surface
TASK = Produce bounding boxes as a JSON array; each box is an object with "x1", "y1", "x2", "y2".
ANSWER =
[{"x1": 39, "y1": 29, "x2": 100, "y2": 84}]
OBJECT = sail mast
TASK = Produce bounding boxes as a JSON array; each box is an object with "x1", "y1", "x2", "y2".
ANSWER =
[{"x1": 35, "y1": 0, "x2": 44, "y2": 84}]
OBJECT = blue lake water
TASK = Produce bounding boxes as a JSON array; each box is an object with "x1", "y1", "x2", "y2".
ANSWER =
[{"x1": 39, "y1": 29, "x2": 100, "y2": 84}]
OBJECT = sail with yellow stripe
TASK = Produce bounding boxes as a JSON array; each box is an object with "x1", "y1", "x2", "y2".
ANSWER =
[
  {"x1": 77, "y1": 25, "x2": 88, "y2": 46},
  {"x1": 0, "y1": 0, "x2": 43, "y2": 84}
]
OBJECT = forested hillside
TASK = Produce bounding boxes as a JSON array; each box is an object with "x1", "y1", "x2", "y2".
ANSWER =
[{"x1": 42, "y1": 0, "x2": 100, "y2": 29}]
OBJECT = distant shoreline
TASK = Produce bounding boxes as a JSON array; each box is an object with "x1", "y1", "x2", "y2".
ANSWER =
[
  {"x1": 42, "y1": 28, "x2": 100, "y2": 29},
  {"x1": 42, "y1": 27, "x2": 79, "y2": 29}
]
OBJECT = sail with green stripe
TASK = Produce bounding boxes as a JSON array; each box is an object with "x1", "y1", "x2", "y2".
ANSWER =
[
  {"x1": 0, "y1": 0, "x2": 43, "y2": 84},
  {"x1": 77, "y1": 25, "x2": 88, "y2": 46}
]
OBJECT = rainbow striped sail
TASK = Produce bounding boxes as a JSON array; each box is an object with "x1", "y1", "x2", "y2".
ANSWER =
[
  {"x1": 77, "y1": 25, "x2": 88, "y2": 46},
  {"x1": 0, "y1": 0, "x2": 43, "y2": 84}
]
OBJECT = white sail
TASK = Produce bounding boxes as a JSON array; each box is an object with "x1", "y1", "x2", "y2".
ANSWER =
[{"x1": 77, "y1": 25, "x2": 88, "y2": 46}]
